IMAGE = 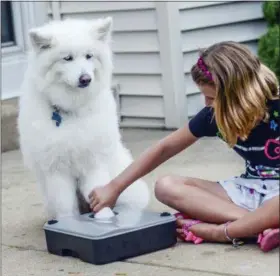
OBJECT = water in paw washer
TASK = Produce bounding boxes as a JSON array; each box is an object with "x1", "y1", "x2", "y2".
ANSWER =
[{"x1": 43, "y1": 207, "x2": 177, "y2": 265}]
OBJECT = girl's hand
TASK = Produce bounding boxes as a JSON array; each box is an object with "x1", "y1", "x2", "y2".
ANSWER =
[{"x1": 88, "y1": 184, "x2": 120, "y2": 213}]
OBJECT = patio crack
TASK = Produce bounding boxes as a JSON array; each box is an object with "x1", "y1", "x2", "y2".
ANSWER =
[
  {"x1": 123, "y1": 260, "x2": 249, "y2": 276},
  {"x1": 2, "y1": 243, "x2": 46, "y2": 252}
]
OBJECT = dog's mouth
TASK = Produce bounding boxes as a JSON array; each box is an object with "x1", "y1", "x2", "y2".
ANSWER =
[{"x1": 78, "y1": 82, "x2": 91, "y2": 89}]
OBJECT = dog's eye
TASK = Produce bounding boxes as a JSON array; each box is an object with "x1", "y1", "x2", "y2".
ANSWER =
[
  {"x1": 63, "y1": 55, "x2": 73, "y2": 61},
  {"x1": 86, "y1": 54, "x2": 93, "y2": 60},
  {"x1": 40, "y1": 44, "x2": 51, "y2": 50}
]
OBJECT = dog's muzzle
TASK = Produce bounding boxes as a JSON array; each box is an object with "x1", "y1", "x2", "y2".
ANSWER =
[{"x1": 78, "y1": 74, "x2": 91, "y2": 88}]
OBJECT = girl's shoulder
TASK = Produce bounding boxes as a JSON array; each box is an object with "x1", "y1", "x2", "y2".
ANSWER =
[{"x1": 188, "y1": 106, "x2": 217, "y2": 138}]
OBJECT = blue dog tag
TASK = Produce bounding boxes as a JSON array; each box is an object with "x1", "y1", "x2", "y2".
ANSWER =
[{"x1": 52, "y1": 111, "x2": 62, "y2": 127}]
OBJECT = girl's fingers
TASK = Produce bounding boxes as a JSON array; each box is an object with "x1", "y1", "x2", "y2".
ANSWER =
[
  {"x1": 93, "y1": 203, "x2": 103, "y2": 213},
  {"x1": 90, "y1": 198, "x2": 99, "y2": 209},
  {"x1": 88, "y1": 190, "x2": 96, "y2": 199}
]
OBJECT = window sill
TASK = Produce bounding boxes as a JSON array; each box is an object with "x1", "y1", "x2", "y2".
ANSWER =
[{"x1": 1, "y1": 45, "x2": 24, "y2": 56}]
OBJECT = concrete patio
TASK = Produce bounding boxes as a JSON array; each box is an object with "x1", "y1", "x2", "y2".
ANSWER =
[{"x1": 2, "y1": 129, "x2": 279, "y2": 276}]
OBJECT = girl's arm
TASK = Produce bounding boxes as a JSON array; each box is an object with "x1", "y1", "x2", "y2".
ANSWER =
[{"x1": 109, "y1": 124, "x2": 198, "y2": 195}]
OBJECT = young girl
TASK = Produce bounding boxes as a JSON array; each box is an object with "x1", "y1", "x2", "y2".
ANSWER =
[{"x1": 89, "y1": 41, "x2": 280, "y2": 252}]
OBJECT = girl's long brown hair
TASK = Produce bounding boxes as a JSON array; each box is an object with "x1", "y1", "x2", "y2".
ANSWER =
[{"x1": 191, "y1": 41, "x2": 279, "y2": 147}]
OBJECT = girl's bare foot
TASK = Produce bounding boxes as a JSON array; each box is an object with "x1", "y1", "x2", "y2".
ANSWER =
[{"x1": 176, "y1": 218, "x2": 229, "y2": 243}]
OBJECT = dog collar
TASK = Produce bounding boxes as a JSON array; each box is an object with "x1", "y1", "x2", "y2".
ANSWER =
[
  {"x1": 52, "y1": 105, "x2": 71, "y2": 127},
  {"x1": 51, "y1": 105, "x2": 63, "y2": 127},
  {"x1": 51, "y1": 104, "x2": 73, "y2": 127}
]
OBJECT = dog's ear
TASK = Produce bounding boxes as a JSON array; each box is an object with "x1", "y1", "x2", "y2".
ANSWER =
[
  {"x1": 29, "y1": 28, "x2": 52, "y2": 51},
  {"x1": 95, "y1": 17, "x2": 112, "y2": 42}
]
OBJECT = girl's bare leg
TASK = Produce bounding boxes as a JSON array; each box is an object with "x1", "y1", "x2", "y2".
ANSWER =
[
  {"x1": 179, "y1": 196, "x2": 280, "y2": 243},
  {"x1": 154, "y1": 175, "x2": 279, "y2": 242},
  {"x1": 225, "y1": 196, "x2": 279, "y2": 239},
  {"x1": 154, "y1": 175, "x2": 249, "y2": 223}
]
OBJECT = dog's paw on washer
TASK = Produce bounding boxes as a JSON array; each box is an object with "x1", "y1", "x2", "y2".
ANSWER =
[{"x1": 94, "y1": 207, "x2": 115, "y2": 220}]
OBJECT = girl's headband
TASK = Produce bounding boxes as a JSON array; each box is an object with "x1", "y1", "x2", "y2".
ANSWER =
[{"x1": 197, "y1": 56, "x2": 213, "y2": 81}]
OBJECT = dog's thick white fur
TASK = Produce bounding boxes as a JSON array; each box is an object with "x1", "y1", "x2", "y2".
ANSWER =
[{"x1": 18, "y1": 18, "x2": 150, "y2": 219}]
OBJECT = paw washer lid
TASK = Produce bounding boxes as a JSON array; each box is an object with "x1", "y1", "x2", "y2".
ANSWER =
[{"x1": 43, "y1": 207, "x2": 176, "y2": 240}]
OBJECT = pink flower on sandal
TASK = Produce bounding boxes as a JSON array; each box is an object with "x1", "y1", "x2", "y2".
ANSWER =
[
  {"x1": 175, "y1": 213, "x2": 204, "y2": 244},
  {"x1": 257, "y1": 228, "x2": 280, "y2": 252},
  {"x1": 182, "y1": 219, "x2": 204, "y2": 244}
]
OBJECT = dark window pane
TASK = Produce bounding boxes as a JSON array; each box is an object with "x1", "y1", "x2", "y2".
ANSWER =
[{"x1": 1, "y1": 1, "x2": 15, "y2": 47}]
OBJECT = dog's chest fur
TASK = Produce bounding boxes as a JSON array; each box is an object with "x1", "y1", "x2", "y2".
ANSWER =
[{"x1": 21, "y1": 97, "x2": 119, "y2": 175}]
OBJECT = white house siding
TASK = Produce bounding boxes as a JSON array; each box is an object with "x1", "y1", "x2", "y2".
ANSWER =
[
  {"x1": 3, "y1": 1, "x2": 268, "y2": 130},
  {"x1": 179, "y1": 1, "x2": 267, "y2": 118},
  {"x1": 48, "y1": 2, "x2": 165, "y2": 128}
]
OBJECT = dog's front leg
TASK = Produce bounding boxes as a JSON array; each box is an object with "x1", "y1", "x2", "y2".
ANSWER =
[
  {"x1": 79, "y1": 165, "x2": 111, "y2": 205},
  {"x1": 107, "y1": 144, "x2": 150, "y2": 210},
  {"x1": 44, "y1": 173, "x2": 78, "y2": 219}
]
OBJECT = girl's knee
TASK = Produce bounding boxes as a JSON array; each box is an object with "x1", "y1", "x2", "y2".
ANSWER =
[
  {"x1": 154, "y1": 175, "x2": 186, "y2": 203},
  {"x1": 154, "y1": 175, "x2": 174, "y2": 202},
  {"x1": 155, "y1": 175, "x2": 196, "y2": 203}
]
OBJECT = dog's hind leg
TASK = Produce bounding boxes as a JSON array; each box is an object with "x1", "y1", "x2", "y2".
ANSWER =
[{"x1": 44, "y1": 173, "x2": 79, "y2": 219}]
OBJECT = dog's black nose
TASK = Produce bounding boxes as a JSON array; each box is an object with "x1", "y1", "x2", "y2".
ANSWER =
[{"x1": 78, "y1": 74, "x2": 91, "y2": 88}]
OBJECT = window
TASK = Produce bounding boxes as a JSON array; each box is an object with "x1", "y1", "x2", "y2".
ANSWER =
[
  {"x1": 1, "y1": 1, "x2": 15, "y2": 48},
  {"x1": 1, "y1": 1, "x2": 46, "y2": 100}
]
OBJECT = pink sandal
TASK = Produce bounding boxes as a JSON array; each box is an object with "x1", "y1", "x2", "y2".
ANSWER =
[
  {"x1": 257, "y1": 229, "x2": 280, "y2": 252},
  {"x1": 174, "y1": 212, "x2": 204, "y2": 244}
]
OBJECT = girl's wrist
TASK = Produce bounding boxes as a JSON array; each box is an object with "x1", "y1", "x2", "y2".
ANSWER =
[{"x1": 108, "y1": 179, "x2": 125, "y2": 195}]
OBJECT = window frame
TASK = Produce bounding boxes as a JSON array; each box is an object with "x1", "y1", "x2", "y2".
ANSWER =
[
  {"x1": 1, "y1": 1, "x2": 47, "y2": 100},
  {"x1": 1, "y1": 1, "x2": 25, "y2": 55}
]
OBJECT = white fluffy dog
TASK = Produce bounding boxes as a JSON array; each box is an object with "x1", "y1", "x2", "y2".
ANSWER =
[{"x1": 17, "y1": 17, "x2": 149, "y2": 219}]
